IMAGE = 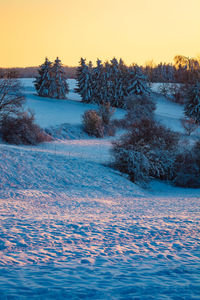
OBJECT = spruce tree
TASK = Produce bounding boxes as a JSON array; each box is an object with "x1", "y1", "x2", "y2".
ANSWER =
[
  {"x1": 76, "y1": 58, "x2": 93, "y2": 103},
  {"x1": 126, "y1": 65, "x2": 150, "y2": 97},
  {"x1": 92, "y1": 59, "x2": 104, "y2": 104},
  {"x1": 49, "y1": 57, "x2": 69, "y2": 99},
  {"x1": 101, "y1": 61, "x2": 113, "y2": 105},
  {"x1": 34, "y1": 57, "x2": 52, "y2": 97},
  {"x1": 115, "y1": 58, "x2": 127, "y2": 107},
  {"x1": 184, "y1": 81, "x2": 200, "y2": 123},
  {"x1": 110, "y1": 58, "x2": 120, "y2": 107}
]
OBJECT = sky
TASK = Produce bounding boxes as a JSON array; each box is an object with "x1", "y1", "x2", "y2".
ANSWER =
[{"x1": 0, "y1": 0, "x2": 200, "y2": 67}]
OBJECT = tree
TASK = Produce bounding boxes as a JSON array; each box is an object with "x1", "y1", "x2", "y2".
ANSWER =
[
  {"x1": 92, "y1": 59, "x2": 105, "y2": 105},
  {"x1": 184, "y1": 81, "x2": 200, "y2": 123},
  {"x1": 109, "y1": 58, "x2": 126, "y2": 108},
  {"x1": 181, "y1": 117, "x2": 199, "y2": 136},
  {"x1": 0, "y1": 75, "x2": 25, "y2": 124},
  {"x1": 126, "y1": 65, "x2": 150, "y2": 97},
  {"x1": 75, "y1": 58, "x2": 93, "y2": 103},
  {"x1": 49, "y1": 57, "x2": 69, "y2": 99},
  {"x1": 174, "y1": 55, "x2": 200, "y2": 83},
  {"x1": 35, "y1": 57, "x2": 52, "y2": 97}
]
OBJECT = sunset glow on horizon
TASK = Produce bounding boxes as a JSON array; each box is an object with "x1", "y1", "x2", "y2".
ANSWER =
[{"x1": 1, "y1": 0, "x2": 200, "y2": 67}]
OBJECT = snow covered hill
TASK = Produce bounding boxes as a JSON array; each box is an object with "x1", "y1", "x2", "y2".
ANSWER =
[{"x1": 0, "y1": 79, "x2": 199, "y2": 299}]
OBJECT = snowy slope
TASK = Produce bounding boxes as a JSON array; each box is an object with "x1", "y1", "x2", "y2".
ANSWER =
[
  {"x1": 0, "y1": 80, "x2": 200, "y2": 299},
  {"x1": 23, "y1": 79, "x2": 124, "y2": 128}
]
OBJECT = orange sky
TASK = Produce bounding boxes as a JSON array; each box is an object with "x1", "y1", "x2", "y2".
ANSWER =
[{"x1": 0, "y1": 0, "x2": 200, "y2": 67}]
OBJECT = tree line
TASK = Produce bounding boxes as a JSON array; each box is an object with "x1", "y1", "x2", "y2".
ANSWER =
[
  {"x1": 1, "y1": 54, "x2": 199, "y2": 84},
  {"x1": 76, "y1": 57, "x2": 150, "y2": 108},
  {"x1": 143, "y1": 55, "x2": 200, "y2": 83}
]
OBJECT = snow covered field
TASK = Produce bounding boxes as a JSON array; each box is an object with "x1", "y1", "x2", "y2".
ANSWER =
[{"x1": 0, "y1": 80, "x2": 200, "y2": 299}]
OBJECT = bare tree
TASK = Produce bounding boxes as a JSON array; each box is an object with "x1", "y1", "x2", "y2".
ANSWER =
[
  {"x1": 0, "y1": 76, "x2": 25, "y2": 124},
  {"x1": 181, "y1": 117, "x2": 199, "y2": 136}
]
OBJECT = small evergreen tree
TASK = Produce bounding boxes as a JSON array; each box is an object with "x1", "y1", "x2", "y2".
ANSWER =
[
  {"x1": 184, "y1": 81, "x2": 200, "y2": 123},
  {"x1": 126, "y1": 65, "x2": 150, "y2": 97},
  {"x1": 49, "y1": 57, "x2": 69, "y2": 99},
  {"x1": 102, "y1": 61, "x2": 113, "y2": 105},
  {"x1": 34, "y1": 58, "x2": 52, "y2": 97},
  {"x1": 92, "y1": 59, "x2": 104, "y2": 104},
  {"x1": 110, "y1": 58, "x2": 126, "y2": 108},
  {"x1": 118, "y1": 58, "x2": 128, "y2": 107},
  {"x1": 76, "y1": 58, "x2": 93, "y2": 103}
]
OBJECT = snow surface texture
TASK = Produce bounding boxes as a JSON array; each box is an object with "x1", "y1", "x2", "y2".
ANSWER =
[{"x1": 0, "y1": 80, "x2": 200, "y2": 299}]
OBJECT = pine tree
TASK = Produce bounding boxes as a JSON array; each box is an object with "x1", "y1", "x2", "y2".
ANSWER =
[
  {"x1": 109, "y1": 58, "x2": 120, "y2": 107},
  {"x1": 117, "y1": 58, "x2": 128, "y2": 107},
  {"x1": 103, "y1": 61, "x2": 113, "y2": 105},
  {"x1": 126, "y1": 65, "x2": 150, "y2": 97},
  {"x1": 34, "y1": 57, "x2": 52, "y2": 97},
  {"x1": 75, "y1": 58, "x2": 93, "y2": 103},
  {"x1": 49, "y1": 57, "x2": 69, "y2": 99},
  {"x1": 92, "y1": 59, "x2": 104, "y2": 104},
  {"x1": 184, "y1": 81, "x2": 200, "y2": 123}
]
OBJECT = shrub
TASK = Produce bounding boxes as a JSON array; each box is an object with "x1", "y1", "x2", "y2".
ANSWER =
[
  {"x1": 98, "y1": 102, "x2": 115, "y2": 126},
  {"x1": 121, "y1": 95, "x2": 156, "y2": 128},
  {"x1": 82, "y1": 110, "x2": 104, "y2": 138},
  {"x1": 82, "y1": 105, "x2": 116, "y2": 138},
  {"x1": 147, "y1": 149, "x2": 175, "y2": 180},
  {"x1": 112, "y1": 145, "x2": 150, "y2": 183},
  {"x1": 173, "y1": 149, "x2": 200, "y2": 188},
  {"x1": 112, "y1": 119, "x2": 179, "y2": 183},
  {"x1": 120, "y1": 119, "x2": 179, "y2": 150},
  {"x1": 99, "y1": 102, "x2": 116, "y2": 136},
  {"x1": 159, "y1": 83, "x2": 169, "y2": 97},
  {"x1": 168, "y1": 83, "x2": 185, "y2": 104},
  {"x1": 1, "y1": 111, "x2": 52, "y2": 145}
]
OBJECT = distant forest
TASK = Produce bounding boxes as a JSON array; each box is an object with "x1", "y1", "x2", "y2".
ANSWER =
[
  {"x1": 0, "y1": 66, "x2": 77, "y2": 79},
  {"x1": 0, "y1": 55, "x2": 199, "y2": 83}
]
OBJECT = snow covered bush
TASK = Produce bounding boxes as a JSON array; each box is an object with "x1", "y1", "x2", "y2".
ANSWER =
[
  {"x1": 82, "y1": 110, "x2": 104, "y2": 138},
  {"x1": 159, "y1": 83, "x2": 169, "y2": 97},
  {"x1": 82, "y1": 105, "x2": 116, "y2": 138},
  {"x1": 113, "y1": 95, "x2": 155, "y2": 130},
  {"x1": 98, "y1": 102, "x2": 116, "y2": 136},
  {"x1": 124, "y1": 95, "x2": 156, "y2": 125},
  {"x1": 168, "y1": 83, "x2": 185, "y2": 104},
  {"x1": 173, "y1": 147, "x2": 200, "y2": 188},
  {"x1": 98, "y1": 102, "x2": 115, "y2": 126},
  {"x1": 0, "y1": 76, "x2": 25, "y2": 124},
  {"x1": 112, "y1": 146, "x2": 150, "y2": 183},
  {"x1": 112, "y1": 119, "x2": 179, "y2": 183},
  {"x1": 1, "y1": 111, "x2": 52, "y2": 145}
]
